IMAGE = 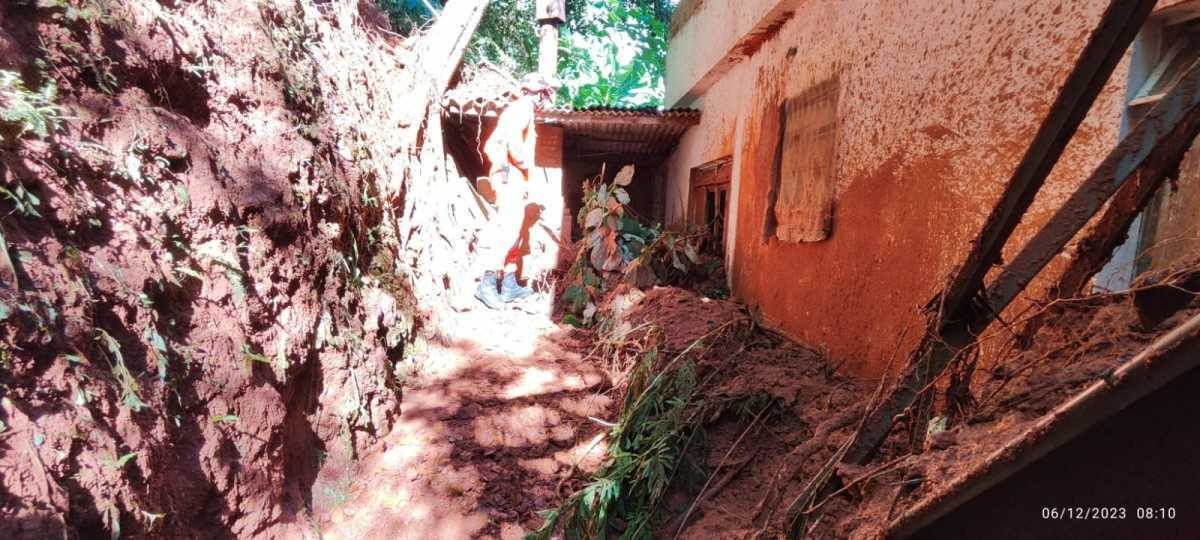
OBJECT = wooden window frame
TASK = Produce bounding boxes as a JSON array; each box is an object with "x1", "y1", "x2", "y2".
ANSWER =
[{"x1": 689, "y1": 156, "x2": 732, "y2": 254}]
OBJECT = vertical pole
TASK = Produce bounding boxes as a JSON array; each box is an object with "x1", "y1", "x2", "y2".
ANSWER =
[
  {"x1": 538, "y1": 22, "x2": 560, "y2": 76},
  {"x1": 535, "y1": 0, "x2": 567, "y2": 77}
]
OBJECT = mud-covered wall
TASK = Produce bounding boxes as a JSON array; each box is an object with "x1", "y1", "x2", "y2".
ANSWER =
[
  {"x1": 664, "y1": 0, "x2": 795, "y2": 105},
  {"x1": 664, "y1": 0, "x2": 1130, "y2": 377}
]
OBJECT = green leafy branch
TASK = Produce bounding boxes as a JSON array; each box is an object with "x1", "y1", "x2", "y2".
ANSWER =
[{"x1": 0, "y1": 70, "x2": 63, "y2": 142}]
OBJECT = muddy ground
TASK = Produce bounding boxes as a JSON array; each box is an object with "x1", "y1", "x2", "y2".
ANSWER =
[
  {"x1": 655, "y1": 265, "x2": 1200, "y2": 539},
  {"x1": 314, "y1": 306, "x2": 613, "y2": 539}
]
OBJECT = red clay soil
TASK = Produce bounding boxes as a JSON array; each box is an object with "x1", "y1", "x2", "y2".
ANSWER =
[
  {"x1": 316, "y1": 307, "x2": 614, "y2": 539},
  {"x1": 833, "y1": 267, "x2": 1200, "y2": 535},
  {"x1": 596, "y1": 286, "x2": 867, "y2": 539},
  {"x1": 606, "y1": 285, "x2": 754, "y2": 354},
  {"x1": 824, "y1": 265, "x2": 1200, "y2": 538},
  {"x1": 621, "y1": 271, "x2": 1200, "y2": 539},
  {"x1": 0, "y1": 2, "x2": 414, "y2": 537}
]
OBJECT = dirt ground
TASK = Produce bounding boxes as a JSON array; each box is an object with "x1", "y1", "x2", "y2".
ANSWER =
[
  {"x1": 315, "y1": 304, "x2": 614, "y2": 539},
  {"x1": 312, "y1": 285, "x2": 869, "y2": 539}
]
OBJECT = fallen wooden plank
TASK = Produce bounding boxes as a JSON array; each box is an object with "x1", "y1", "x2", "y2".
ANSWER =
[
  {"x1": 1128, "y1": 92, "x2": 1165, "y2": 107},
  {"x1": 843, "y1": 0, "x2": 1157, "y2": 465},
  {"x1": 1055, "y1": 104, "x2": 1200, "y2": 293},
  {"x1": 990, "y1": 58, "x2": 1200, "y2": 313},
  {"x1": 888, "y1": 311, "x2": 1200, "y2": 538}
]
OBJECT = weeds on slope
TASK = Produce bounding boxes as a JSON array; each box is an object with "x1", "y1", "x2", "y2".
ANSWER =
[{"x1": 529, "y1": 344, "x2": 703, "y2": 539}]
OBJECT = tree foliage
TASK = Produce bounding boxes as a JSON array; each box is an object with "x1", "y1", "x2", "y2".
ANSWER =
[
  {"x1": 557, "y1": 0, "x2": 669, "y2": 108},
  {"x1": 378, "y1": 0, "x2": 673, "y2": 108}
]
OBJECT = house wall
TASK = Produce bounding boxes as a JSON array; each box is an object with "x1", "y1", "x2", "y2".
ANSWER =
[
  {"x1": 665, "y1": 0, "x2": 798, "y2": 105},
  {"x1": 664, "y1": 0, "x2": 1130, "y2": 378}
]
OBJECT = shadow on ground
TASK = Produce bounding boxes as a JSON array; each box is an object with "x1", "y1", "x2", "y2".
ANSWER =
[{"x1": 316, "y1": 306, "x2": 614, "y2": 539}]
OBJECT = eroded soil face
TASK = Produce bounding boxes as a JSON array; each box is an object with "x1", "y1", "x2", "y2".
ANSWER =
[{"x1": 1, "y1": 2, "x2": 411, "y2": 537}]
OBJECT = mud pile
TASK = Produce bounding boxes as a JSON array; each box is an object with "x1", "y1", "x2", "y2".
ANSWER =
[
  {"x1": 609, "y1": 271, "x2": 1200, "y2": 538},
  {"x1": 0, "y1": 1, "x2": 468, "y2": 536},
  {"x1": 830, "y1": 264, "x2": 1200, "y2": 538},
  {"x1": 600, "y1": 286, "x2": 864, "y2": 537}
]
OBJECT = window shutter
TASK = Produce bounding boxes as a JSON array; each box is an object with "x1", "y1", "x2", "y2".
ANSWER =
[{"x1": 773, "y1": 77, "x2": 839, "y2": 243}]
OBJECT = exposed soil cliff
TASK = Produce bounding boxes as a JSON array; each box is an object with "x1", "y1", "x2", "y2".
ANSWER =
[{"x1": 0, "y1": 1, "x2": 480, "y2": 536}]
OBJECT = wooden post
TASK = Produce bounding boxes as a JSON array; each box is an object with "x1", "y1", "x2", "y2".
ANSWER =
[
  {"x1": 419, "y1": 0, "x2": 491, "y2": 96},
  {"x1": 536, "y1": 0, "x2": 566, "y2": 76},
  {"x1": 991, "y1": 58, "x2": 1200, "y2": 309}
]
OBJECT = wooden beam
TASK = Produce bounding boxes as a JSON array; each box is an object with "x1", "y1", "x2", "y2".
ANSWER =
[
  {"x1": 418, "y1": 0, "x2": 490, "y2": 98},
  {"x1": 843, "y1": 0, "x2": 1157, "y2": 465},
  {"x1": 990, "y1": 58, "x2": 1200, "y2": 313},
  {"x1": 889, "y1": 312, "x2": 1200, "y2": 538},
  {"x1": 1160, "y1": 0, "x2": 1200, "y2": 27},
  {"x1": 1131, "y1": 36, "x2": 1188, "y2": 100},
  {"x1": 935, "y1": 0, "x2": 1157, "y2": 322},
  {"x1": 1053, "y1": 60, "x2": 1200, "y2": 297},
  {"x1": 1128, "y1": 92, "x2": 1166, "y2": 107}
]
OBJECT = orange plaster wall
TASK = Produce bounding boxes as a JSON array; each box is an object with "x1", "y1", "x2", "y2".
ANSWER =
[{"x1": 666, "y1": 0, "x2": 1130, "y2": 379}]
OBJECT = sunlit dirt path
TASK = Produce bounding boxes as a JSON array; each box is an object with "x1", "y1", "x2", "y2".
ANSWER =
[{"x1": 316, "y1": 305, "x2": 612, "y2": 539}]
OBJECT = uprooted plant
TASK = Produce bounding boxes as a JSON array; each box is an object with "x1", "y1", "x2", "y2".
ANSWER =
[
  {"x1": 560, "y1": 164, "x2": 722, "y2": 326},
  {"x1": 0, "y1": 69, "x2": 63, "y2": 144},
  {"x1": 529, "y1": 321, "x2": 774, "y2": 539}
]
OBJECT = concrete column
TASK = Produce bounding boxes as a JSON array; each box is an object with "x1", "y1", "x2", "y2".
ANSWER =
[
  {"x1": 538, "y1": 23, "x2": 560, "y2": 76},
  {"x1": 535, "y1": 0, "x2": 566, "y2": 76}
]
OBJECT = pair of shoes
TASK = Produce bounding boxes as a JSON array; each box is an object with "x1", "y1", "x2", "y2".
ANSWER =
[
  {"x1": 500, "y1": 273, "x2": 533, "y2": 303},
  {"x1": 475, "y1": 271, "x2": 504, "y2": 310}
]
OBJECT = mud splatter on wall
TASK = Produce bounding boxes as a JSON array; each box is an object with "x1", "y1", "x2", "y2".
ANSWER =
[{"x1": 664, "y1": 0, "x2": 1131, "y2": 377}]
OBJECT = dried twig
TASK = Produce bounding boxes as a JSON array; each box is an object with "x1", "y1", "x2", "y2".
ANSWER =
[{"x1": 673, "y1": 402, "x2": 772, "y2": 538}]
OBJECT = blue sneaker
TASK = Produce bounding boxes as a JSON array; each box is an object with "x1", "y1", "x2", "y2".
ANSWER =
[
  {"x1": 500, "y1": 272, "x2": 533, "y2": 303},
  {"x1": 475, "y1": 271, "x2": 504, "y2": 310}
]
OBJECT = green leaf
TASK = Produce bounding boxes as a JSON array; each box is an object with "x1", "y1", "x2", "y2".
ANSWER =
[
  {"x1": 173, "y1": 265, "x2": 204, "y2": 282},
  {"x1": 211, "y1": 414, "x2": 239, "y2": 425},
  {"x1": 114, "y1": 452, "x2": 137, "y2": 468},
  {"x1": 683, "y1": 242, "x2": 701, "y2": 265},
  {"x1": 144, "y1": 327, "x2": 167, "y2": 354},
  {"x1": 98, "y1": 330, "x2": 121, "y2": 359}
]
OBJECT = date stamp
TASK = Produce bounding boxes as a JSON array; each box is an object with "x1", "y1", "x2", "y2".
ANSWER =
[{"x1": 1040, "y1": 507, "x2": 1177, "y2": 520}]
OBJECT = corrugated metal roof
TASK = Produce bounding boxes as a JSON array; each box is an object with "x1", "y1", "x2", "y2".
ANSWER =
[{"x1": 441, "y1": 95, "x2": 700, "y2": 156}]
